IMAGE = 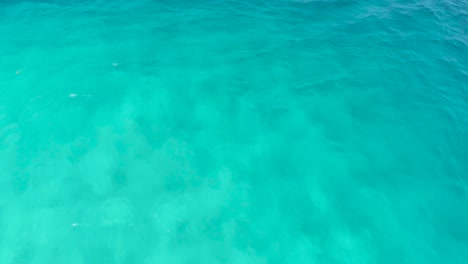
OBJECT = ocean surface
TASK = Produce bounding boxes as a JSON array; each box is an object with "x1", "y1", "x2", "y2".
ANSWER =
[{"x1": 1, "y1": 0, "x2": 467, "y2": 263}]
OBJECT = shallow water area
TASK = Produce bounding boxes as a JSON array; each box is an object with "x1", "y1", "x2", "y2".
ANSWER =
[{"x1": 1, "y1": 0, "x2": 468, "y2": 263}]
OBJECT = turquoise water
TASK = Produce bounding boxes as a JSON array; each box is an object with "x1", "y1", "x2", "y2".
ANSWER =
[{"x1": 1, "y1": 0, "x2": 468, "y2": 262}]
